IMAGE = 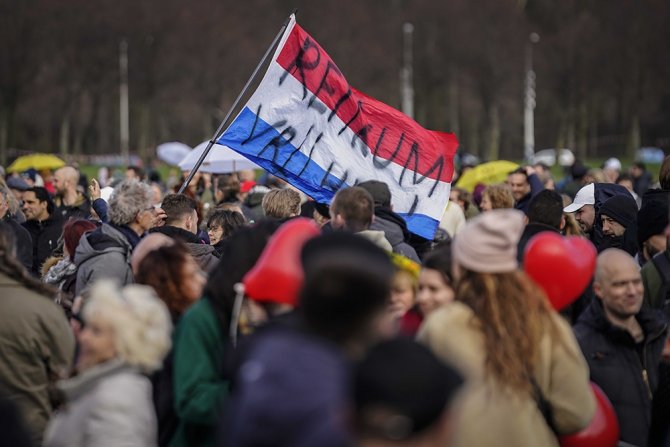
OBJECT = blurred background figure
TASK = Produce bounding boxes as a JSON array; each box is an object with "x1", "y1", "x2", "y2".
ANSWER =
[
  {"x1": 135, "y1": 242, "x2": 205, "y2": 447},
  {"x1": 0, "y1": 222, "x2": 74, "y2": 446},
  {"x1": 479, "y1": 184, "x2": 514, "y2": 212},
  {"x1": 43, "y1": 281, "x2": 172, "y2": 447},
  {"x1": 354, "y1": 338, "x2": 463, "y2": 447},
  {"x1": 206, "y1": 209, "x2": 246, "y2": 256}
]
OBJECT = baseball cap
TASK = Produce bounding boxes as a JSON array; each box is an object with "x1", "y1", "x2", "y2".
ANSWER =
[
  {"x1": 603, "y1": 157, "x2": 622, "y2": 172},
  {"x1": 563, "y1": 183, "x2": 595, "y2": 213}
]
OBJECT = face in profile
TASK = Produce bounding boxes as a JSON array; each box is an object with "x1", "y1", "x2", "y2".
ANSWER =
[
  {"x1": 390, "y1": 271, "x2": 416, "y2": 318},
  {"x1": 77, "y1": 314, "x2": 117, "y2": 372}
]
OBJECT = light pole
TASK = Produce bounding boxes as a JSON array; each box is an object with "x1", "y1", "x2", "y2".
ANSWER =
[
  {"x1": 524, "y1": 32, "x2": 539, "y2": 163},
  {"x1": 119, "y1": 40, "x2": 130, "y2": 166},
  {"x1": 401, "y1": 22, "x2": 414, "y2": 119}
]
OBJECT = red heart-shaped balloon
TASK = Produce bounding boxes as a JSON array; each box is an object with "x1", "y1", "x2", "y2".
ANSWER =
[
  {"x1": 560, "y1": 383, "x2": 620, "y2": 447},
  {"x1": 243, "y1": 218, "x2": 321, "y2": 306},
  {"x1": 524, "y1": 233, "x2": 596, "y2": 311}
]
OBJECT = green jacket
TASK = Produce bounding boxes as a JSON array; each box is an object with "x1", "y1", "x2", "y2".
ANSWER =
[
  {"x1": 0, "y1": 272, "x2": 75, "y2": 446},
  {"x1": 170, "y1": 298, "x2": 229, "y2": 447},
  {"x1": 642, "y1": 252, "x2": 665, "y2": 309}
]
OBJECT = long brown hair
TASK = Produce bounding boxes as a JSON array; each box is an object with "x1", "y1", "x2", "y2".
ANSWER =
[
  {"x1": 134, "y1": 242, "x2": 195, "y2": 319},
  {"x1": 456, "y1": 268, "x2": 562, "y2": 394}
]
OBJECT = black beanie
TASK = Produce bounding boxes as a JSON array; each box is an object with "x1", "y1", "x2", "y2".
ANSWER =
[
  {"x1": 637, "y1": 199, "x2": 669, "y2": 247},
  {"x1": 599, "y1": 194, "x2": 638, "y2": 228}
]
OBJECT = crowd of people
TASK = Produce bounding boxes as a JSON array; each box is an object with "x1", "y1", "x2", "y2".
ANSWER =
[{"x1": 0, "y1": 154, "x2": 668, "y2": 446}]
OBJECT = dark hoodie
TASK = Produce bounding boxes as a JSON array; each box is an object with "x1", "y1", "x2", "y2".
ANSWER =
[
  {"x1": 370, "y1": 207, "x2": 420, "y2": 262},
  {"x1": 150, "y1": 225, "x2": 219, "y2": 272},
  {"x1": 574, "y1": 300, "x2": 667, "y2": 447},
  {"x1": 590, "y1": 183, "x2": 632, "y2": 251},
  {"x1": 598, "y1": 194, "x2": 639, "y2": 256}
]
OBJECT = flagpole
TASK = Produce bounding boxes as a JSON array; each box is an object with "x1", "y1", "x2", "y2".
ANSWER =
[{"x1": 178, "y1": 11, "x2": 296, "y2": 194}]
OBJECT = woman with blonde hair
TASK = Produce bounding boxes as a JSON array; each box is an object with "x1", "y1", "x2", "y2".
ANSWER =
[
  {"x1": 479, "y1": 183, "x2": 514, "y2": 211},
  {"x1": 43, "y1": 281, "x2": 172, "y2": 447},
  {"x1": 418, "y1": 209, "x2": 595, "y2": 446}
]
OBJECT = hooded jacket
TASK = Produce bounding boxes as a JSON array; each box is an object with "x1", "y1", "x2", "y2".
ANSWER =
[
  {"x1": 590, "y1": 183, "x2": 632, "y2": 251},
  {"x1": 574, "y1": 299, "x2": 668, "y2": 447},
  {"x1": 150, "y1": 225, "x2": 219, "y2": 272},
  {"x1": 74, "y1": 223, "x2": 134, "y2": 296},
  {"x1": 370, "y1": 207, "x2": 420, "y2": 262},
  {"x1": 597, "y1": 194, "x2": 639, "y2": 256}
]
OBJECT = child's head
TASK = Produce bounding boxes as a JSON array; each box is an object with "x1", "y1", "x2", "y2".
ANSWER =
[{"x1": 390, "y1": 254, "x2": 420, "y2": 318}]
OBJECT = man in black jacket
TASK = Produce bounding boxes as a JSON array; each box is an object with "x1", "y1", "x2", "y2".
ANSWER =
[
  {"x1": 517, "y1": 189, "x2": 564, "y2": 264},
  {"x1": 0, "y1": 183, "x2": 32, "y2": 271},
  {"x1": 574, "y1": 248, "x2": 668, "y2": 447},
  {"x1": 21, "y1": 187, "x2": 63, "y2": 275}
]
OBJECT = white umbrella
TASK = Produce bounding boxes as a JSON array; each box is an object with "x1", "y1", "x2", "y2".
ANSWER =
[
  {"x1": 178, "y1": 141, "x2": 259, "y2": 173},
  {"x1": 157, "y1": 142, "x2": 192, "y2": 166}
]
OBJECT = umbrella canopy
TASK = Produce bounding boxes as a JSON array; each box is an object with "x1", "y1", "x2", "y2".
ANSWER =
[
  {"x1": 157, "y1": 142, "x2": 192, "y2": 166},
  {"x1": 7, "y1": 153, "x2": 66, "y2": 173},
  {"x1": 178, "y1": 141, "x2": 259, "y2": 173},
  {"x1": 455, "y1": 160, "x2": 519, "y2": 192}
]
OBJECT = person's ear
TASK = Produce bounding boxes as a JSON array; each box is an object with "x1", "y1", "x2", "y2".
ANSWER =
[{"x1": 560, "y1": 215, "x2": 566, "y2": 231}]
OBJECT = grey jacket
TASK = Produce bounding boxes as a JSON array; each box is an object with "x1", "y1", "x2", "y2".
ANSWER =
[
  {"x1": 74, "y1": 224, "x2": 133, "y2": 296},
  {"x1": 44, "y1": 359, "x2": 157, "y2": 447}
]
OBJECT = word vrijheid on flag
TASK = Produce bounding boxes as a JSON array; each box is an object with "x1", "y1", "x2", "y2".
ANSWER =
[{"x1": 219, "y1": 14, "x2": 459, "y2": 239}]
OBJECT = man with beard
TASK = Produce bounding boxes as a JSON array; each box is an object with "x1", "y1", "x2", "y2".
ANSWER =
[
  {"x1": 563, "y1": 182, "x2": 632, "y2": 251},
  {"x1": 52, "y1": 166, "x2": 91, "y2": 220},
  {"x1": 599, "y1": 194, "x2": 639, "y2": 256}
]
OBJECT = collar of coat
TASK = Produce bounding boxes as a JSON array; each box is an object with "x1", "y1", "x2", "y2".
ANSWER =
[
  {"x1": 580, "y1": 298, "x2": 668, "y2": 346},
  {"x1": 57, "y1": 359, "x2": 138, "y2": 402}
]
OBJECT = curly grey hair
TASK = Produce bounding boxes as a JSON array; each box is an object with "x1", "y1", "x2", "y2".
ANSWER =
[
  {"x1": 84, "y1": 280, "x2": 172, "y2": 373},
  {"x1": 108, "y1": 180, "x2": 153, "y2": 226}
]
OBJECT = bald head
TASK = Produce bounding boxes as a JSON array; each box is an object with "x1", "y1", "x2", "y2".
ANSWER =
[
  {"x1": 594, "y1": 248, "x2": 638, "y2": 284},
  {"x1": 54, "y1": 166, "x2": 80, "y2": 194},
  {"x1": 594, "y1": 248, "x2": 643, "y2": 322}
]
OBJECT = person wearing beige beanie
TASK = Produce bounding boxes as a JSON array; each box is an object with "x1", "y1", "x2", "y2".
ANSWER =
[{"x1": 418, "y1": 209, "x2": 595, "y2": 446}]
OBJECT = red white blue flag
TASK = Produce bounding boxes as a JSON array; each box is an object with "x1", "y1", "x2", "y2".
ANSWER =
[{"x1": 218, "y1": 15, "x2": 458, "y2": 239}]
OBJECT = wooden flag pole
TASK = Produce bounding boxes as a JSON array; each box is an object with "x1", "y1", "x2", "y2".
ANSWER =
[{"x1": 178, "y1": 10, "x2": 296, "y2": 194}]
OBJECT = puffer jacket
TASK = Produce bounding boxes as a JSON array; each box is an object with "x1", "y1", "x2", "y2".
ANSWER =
[
  {"x1": 574, "y1": 299, "x2": 668, "y2": 447},
  {"x1": 74, "y1": 223, "x2": 134, "y2": 296}
]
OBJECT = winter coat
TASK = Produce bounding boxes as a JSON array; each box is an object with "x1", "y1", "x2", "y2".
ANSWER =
[
  {"x1": 21, "y1": 214, "x2": 64, "y2": 275},
  {"x1": 517, "y1": 222, "x2": 560, "y2": 265},
  {"x1": 417, "y1": 301, "x2": 595, "y2": 447},
  {"x1": 356, "y1": 230, "x2": 393, "y2": 253},
  {"x1": 43, "y1": 359, "x2": 157, "y2": 447},
  {"x1": 0, "y1": 272, "x2": 74, "y2": 446},
  {"x1": 574, "y1": 299, "x2": 668, "y2": 447},
  {"x1": 3, "y1": 214, "x2": 33, "y2": 271},
  {"x1": 371, "y1": 207, "x2": 420, "y2": 262},
  {"x1": 515, "y1": 173, "x2": 544, "y2": 214},
  {"x1": 170, "y1": 298, "x2": 229, "y2": 447},
  {"x1": 224, "y1": 326, "x2": 352, "y2": 447},
  {"x1": 150, "y1": 226, "x2": 219, "y2": 272},
  {"x1": 53, "y1": 193, "x2": 91, "y2": 221},
  {"x1": 74, "y1": 223, "x2": 134, "y2": 296}
]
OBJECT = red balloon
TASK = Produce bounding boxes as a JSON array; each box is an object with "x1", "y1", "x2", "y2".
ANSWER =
[
  {"x1": 243, "y1": 218, "x2": 320, "y2": 306},
  {"x1": 523, "y1": 232, "x2": 596, "y2": 310},
  {"x1": 560, "y1": 383, "x2": 620, "y2": 447}
]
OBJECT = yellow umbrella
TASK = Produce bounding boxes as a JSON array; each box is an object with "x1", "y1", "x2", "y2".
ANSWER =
[
  {"x1": 455, "y1": 160, "x2": 519, "y2": 192},
  {"x1": 7, "y1": 153, "x2": 66, "y2": 173}
]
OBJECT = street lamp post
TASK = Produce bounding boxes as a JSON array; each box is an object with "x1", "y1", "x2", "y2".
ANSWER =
[
  {"x1": 524, "y1": 32, "x2": 539, "y2": 163},
  {"x1": 401, "y1": 22, "x2": 414, "y2": 119}
]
